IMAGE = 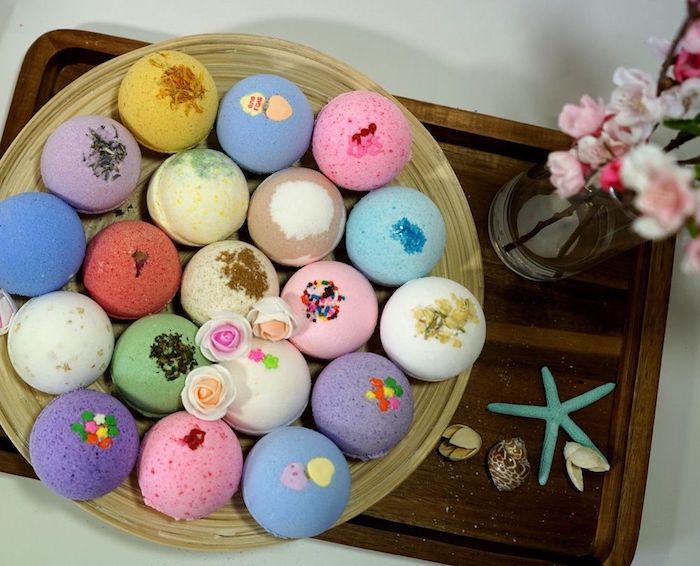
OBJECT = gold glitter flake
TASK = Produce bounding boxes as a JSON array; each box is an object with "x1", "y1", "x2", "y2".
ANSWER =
[{"x1": 413, "y1": 293, "x2": 479, "y2": 348}]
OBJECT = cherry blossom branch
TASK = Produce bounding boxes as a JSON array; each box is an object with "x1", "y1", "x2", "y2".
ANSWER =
[
  {"x1": 678, "y1": 154, "x2": 700, "y2": 164},
  {"x1": 664, "y1": 130, "x2": 696, "y2": 152},
  {"x1": 657, "y1": 4, "x2": 700, "y2": 94}
]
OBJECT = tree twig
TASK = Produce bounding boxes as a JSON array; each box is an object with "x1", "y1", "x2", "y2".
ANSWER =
[
  {"x1": 664, "y1": 130, "x2": 696, "y2": 152},
  {"x1": 656, "y1": 4, "x2": 699, "y2": 94}
]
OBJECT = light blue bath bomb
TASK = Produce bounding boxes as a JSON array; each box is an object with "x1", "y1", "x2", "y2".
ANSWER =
[
  {"x1": 345, "y1": 186, "x2": 446, "y2": 286},
  {"x1": 242, "y1": 427, "x2": 351, "y2": 539},
  {"x1": 216, "y1": 74, "x2": 314, "y2": 174}
]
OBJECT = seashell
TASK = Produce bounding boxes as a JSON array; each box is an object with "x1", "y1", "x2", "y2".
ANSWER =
[
  {"x1": 487, "y1": 437, "x2": 531, "y2": 491},
  {"x1": 438, "y1": 424, "x2": 482, "y2": 461},
  {"x1": 564, "y1": 441, "x2": 610, "y2": 492}
]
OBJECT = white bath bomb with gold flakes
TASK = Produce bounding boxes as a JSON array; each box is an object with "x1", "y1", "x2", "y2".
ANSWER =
[
  {"x1": 379, "y1": 276, "x2": 485, "y2": 382},
  {"x1": 8, "y1": 291, "x2": 115, "y2": 394}
]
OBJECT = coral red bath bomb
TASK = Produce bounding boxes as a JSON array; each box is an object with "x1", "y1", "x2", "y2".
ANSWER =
[
  {"x1": 312, "y1": 90, "x2": 412, "y2": 191},
  {"x1": 138, "y1": 411, "x2": 243, "y2": 520},
  {"x1": 83, "y1": 220, "x2": 181, "y2": 319}
]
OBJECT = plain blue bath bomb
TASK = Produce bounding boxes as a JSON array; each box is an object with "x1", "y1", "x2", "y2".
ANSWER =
[
  {"x1": 216, "y1": 74, "x2": 314, "y2": 174},
  {"x1": 242, "y1": 427, "x2": 351, "y2": 539},
  {"x1": 0, "y1": 192, "x2": 86, "y2": 296},
  {"x1": 346, "y1": 186, "x2": 446, "y2": 286}
]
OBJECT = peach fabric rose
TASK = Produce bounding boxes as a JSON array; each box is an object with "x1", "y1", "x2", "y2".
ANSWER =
[
  {"x1": 246, "y1": 297, "x2": 300, "y2": 341},
  {"x1": 181, "y1": 365, "x2": 236, "y2": 420}
]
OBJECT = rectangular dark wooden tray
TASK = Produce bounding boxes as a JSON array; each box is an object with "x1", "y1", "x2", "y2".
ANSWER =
[{"x1": 0, "y1": 29, "x2": 673, "y2": 565}]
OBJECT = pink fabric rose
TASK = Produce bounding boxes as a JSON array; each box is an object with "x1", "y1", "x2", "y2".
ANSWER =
[
  {"x1": 557, "y1": 95, "x2": 607, "y2": 139},
  {"x1": 599, "y1": 159, "x2": 625, "y2": 191},
  {"x1": 675, "y1": 49, "x2": 700, "y2": 82},
  {"x1": 0, "y1": 289, "x2": 17, "y2": 336},
  {"x1": 547, "y1": 150, "x2": 585, "y2": 198},
  {"x1": 181, "y1": 365, "x2": 236, "y2": 420},
  {"x1": 682, "y1": 20, "x2": 700, "y2": 54},
  {"x1": 196, "y1": 311, "x2": 252, "y2": 362},
  {"x1": 246, "y1": 297, "x2": 300, "y2": 342},
  {"x1": 621, "y1": 144, "x2": 696, "y2": 239}
]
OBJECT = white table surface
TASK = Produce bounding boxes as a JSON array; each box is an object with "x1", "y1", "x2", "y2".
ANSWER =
[{"x1": 0, "y1": 1, "x2": 694, "y2": 564}]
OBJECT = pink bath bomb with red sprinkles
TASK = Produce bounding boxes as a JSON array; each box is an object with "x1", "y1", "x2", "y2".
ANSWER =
[
  {"x1": 311, "y1": 90, "x2": 412, "y2": 191},
  {"x1": 137, "y1": 411, "x2": 243, "y2": 520}
]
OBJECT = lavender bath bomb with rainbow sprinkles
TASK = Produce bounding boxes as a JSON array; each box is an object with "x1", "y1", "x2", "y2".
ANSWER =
[
  {"x1": 29, "y1": 389, "x2": 139, "y2": 500},
  {"x1": 312, "y1": 352, "x2": 413, "y2": 460}
]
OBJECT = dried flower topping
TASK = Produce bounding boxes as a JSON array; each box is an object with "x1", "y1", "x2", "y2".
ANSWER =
[
  {"x1": 181, "y1": 365, "x2": 236, "y2": 420},
  {"x1": 195, "y1": 311, "x2": 252, "y2": 362},
  {"x1": 182, "y1": 427, "x2": 206, "y2": 450},
  {"x1": 150, "y1": 57, "x2": 206, "y2": 115},
  {"x1": 71, "y1": 411, "x2": 120, "y2": 451},
  {"x1": 149, "y1": 332, "x2": 198, "y2": 381},
  {"x1": 82, "y1": 125, "x2": 127, "y2": 181},
  {"x1": 216, "y1": 248, "x2": 269, "y2": 300},
  {"x1": 364, "y1": 376, "x2": 403, "y2": 413},
  {"x1": 413, "y1": 293, "x2": 479, "y2": 348}
]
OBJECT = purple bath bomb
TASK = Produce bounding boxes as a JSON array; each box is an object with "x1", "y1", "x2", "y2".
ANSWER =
[
  {"x1": 311, "y1": 352, "x2": 413, "y2": 460},
  {"x1": 29, "y1": 389, "x2": 140, "y2": 500},
  {"x1": 41, "y1": 115, "x2": 141, "y2": 213}
]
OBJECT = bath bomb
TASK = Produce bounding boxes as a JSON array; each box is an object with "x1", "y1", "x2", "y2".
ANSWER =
[
  {"x1": 118, "y1": 50, "x2": 218, "y2": 153},
  {"x1": 8, "y1": 291, "x2": 114, "y2": 395},
  {"x1": 180, "y1": 241, "x2": 279, "y2": 325},
  {"x1": 247, "y1": 167, "x2": 346, "y2": 266},
  {"x1": 111, "y1": 314, "x2": 209, "y2": 417},
  {"x1": 138, "y1": 411, "x2": 243, "y2": 520},
  {"x1": 147, "y1": 149, "x2": 249, "y2": 246},
  {"x1": 40, "y1": 115, "x2": 141, "y2": 213},
  {"x1": 312, "y1": 352, "x2": 413, "y2": 460},
  {"x1": 29, "y1": 389, "x2": 139, "y2": 500},
  {"x1": 380, "y1": 277, "x2": 486, "y2": 381},
  {"x1": 221, "y1": 338, "x2": 311, "y2": 435},
  {"x1": 346, "y1": 186, "x2": 446, "y2": 285},
  {"x1": 281, "y1": 261, "x2": 378, "y2": 360},
  {"x1": 312, "y1": 90, "x2": 412, "y2": 191},
  {"x1": 216, "y1": 74, "x2": 314, "y2": 173},
  {"x1": 243, "y1": 427, "x2": 351, "y2": 538},
  {"x1": 0, "y1": 192, "x2": 85, "y2": 297},
  {"x1": 83, "y1": 220, "x2": 181, "y2": 319}
]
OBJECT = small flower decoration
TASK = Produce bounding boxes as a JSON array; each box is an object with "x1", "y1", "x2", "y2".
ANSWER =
[
  {"x1": 195, "y1": 311, "x2": 252, "y2": 362},
  {"x1": 181, "y1": 365, "x2": 237, "y2": 421},
  {"x1": 71, "y1": 411, "x2": 120, "y2": 451},
  {"x1": 247, "y1": 348, "x2": 280, "y2": 370},
  {"x1": 246, "y1": 296, "x2": 300, "y2": 341},
  {"x1": 364, "y1": 376, "x2": 404, "y2": 413},
  {"x1": 0, "y1": 289, "x2": 17, "y2": 336}
]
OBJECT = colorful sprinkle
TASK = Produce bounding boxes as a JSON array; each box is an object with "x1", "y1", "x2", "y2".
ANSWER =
[
  {"x1": 364, "y1": 376, "x2": 403, "y2": 413},
  {"x1": 248, "y1": 348, "x2": 264, "y2": 362},
  {"x1": 182, "y1": 428, "x2": 206, "y2": 450},
  {"x1": 262, "y1": 354, "x2": 279, "y2": 370},
  {"x1": 71, "y1": 412, "x2": 119, "y2": 451},
  {"x1": 280, "y1": 462, "x2": 309, "y2": 491},
  {"x1": 307, "y1": 457, "x2": 335, "y2": 487},
  {"x1": 301, "y1": 280, "x2": 345, "y2": 323},
  {"x1": 248, "y1": 348, "x2": 279, "y2": 370}
]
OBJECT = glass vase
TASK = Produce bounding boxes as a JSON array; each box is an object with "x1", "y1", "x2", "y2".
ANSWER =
[{"x1": 488, "y1": 164, "x2": 644, "y2": 281}]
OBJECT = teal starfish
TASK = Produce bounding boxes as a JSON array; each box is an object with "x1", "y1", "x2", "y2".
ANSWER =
[{"x1": 487, "y1": 367, "x2": 615, "y2": 485}]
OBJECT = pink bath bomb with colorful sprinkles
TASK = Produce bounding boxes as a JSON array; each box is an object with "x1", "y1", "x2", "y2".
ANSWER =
[
  {"x1": 311, "y1": 90, "x2": 412, "y2": 191},
  {"x1": 137, "y1": 411, "x2": 243, "y2": 520},
  {"x1": 281, "y1": 261, "x2": 378, "y2": 360}
]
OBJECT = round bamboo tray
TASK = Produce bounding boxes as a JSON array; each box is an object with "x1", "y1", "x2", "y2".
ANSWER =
[{"x1": 0, "y1": 33, "x2": 483, "y2": 550}]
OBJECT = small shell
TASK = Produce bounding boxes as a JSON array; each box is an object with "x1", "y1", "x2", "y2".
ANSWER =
[
  {"x1": 487, "y1": 437, "x2": 531, "y2": 491},
  {"x1": 564, "y1": 442, "x2": 610, "y2": 492},
  {"x1": 438, "y1": 424, "x2": 481, "y2": 461}
]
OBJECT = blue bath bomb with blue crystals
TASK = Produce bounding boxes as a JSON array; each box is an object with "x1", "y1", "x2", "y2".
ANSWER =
[
  {"x1": 242, "y1": 426, "x2": 351, "y2": 539},
  {"x1": 345, "y1": 186, "x2": 446, "y2": 286},
  {"x1": 216, "y1": 74, "x2": 314, "y2": 174},
  {"x1": 0, "y1": 192, "x2": 86, "y2": 296}
]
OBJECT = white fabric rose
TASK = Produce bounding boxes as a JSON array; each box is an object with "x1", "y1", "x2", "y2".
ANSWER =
[
  {"x1": 195, "y1": 311, "x2": 252, "y2": 362},
  {"x1": 246, "y1": 296, "x2": 300, "y2": 341}
]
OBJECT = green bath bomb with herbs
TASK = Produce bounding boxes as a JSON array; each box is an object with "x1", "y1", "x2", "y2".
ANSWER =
[{"x1": 110, "y1": 314, "x2": 209, "y2": 417}]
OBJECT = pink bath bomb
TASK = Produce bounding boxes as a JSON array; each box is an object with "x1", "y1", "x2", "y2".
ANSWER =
[
  {"x1": 281, "y1": 261, "x2": 378, "y2": 359},
  {"x1": 311, "y1": 91, "x2": 412, "y2": 191},
  {"x1": 138, "y1": 412, "x2": 243, "y2": 520}
]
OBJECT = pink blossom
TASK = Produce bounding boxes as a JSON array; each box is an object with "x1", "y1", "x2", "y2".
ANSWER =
[
  {"x1": 675, "y1": 49, "x2": 700, "y2": 82},
  {"x1": 682, "y1": 238, "x2": 700, "y2": 274},
  {"x1": 609, "y1": 67, "x2": 665, "y2": 126},
  {"x1": 681, "y1": 20, "x2": 700, "y2": 54},
  {"x1": 576, "y1": 135, "x2": 612, "y2": 167},
  {"x1": 600, "y1": 117, "x2": 653, "y2": 157},
  {"x1": 547, "y1": 150, "x2": 585, "y2": 198},
  {"x1": 647, "y1": 36, "x2": 672, "y2": 59},
  {"x1": 557, "y1": 95, "x2": 607, "y2": 139},
  {"x1": 600, "y1": 159, "x2": 625, "y2": 191},
  {"x1": 620, "y1": 144, "x2": 696, "y2": 239}
]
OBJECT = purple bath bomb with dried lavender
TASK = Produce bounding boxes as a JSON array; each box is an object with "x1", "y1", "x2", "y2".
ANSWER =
[
  {"x1": 29, "y1": 389, "x2": 139, "y2": 500},
  {"x1": 311, "y1": 351, "x2": 413, "y2": 460},
  {"x1": 40, "y1": 115, "x2": 141, "y2": 213}
]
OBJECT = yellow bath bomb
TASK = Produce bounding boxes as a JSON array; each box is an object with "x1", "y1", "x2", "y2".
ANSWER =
[{"x1": 118, "y1": 50, "x2": 218, "y2": 153}]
